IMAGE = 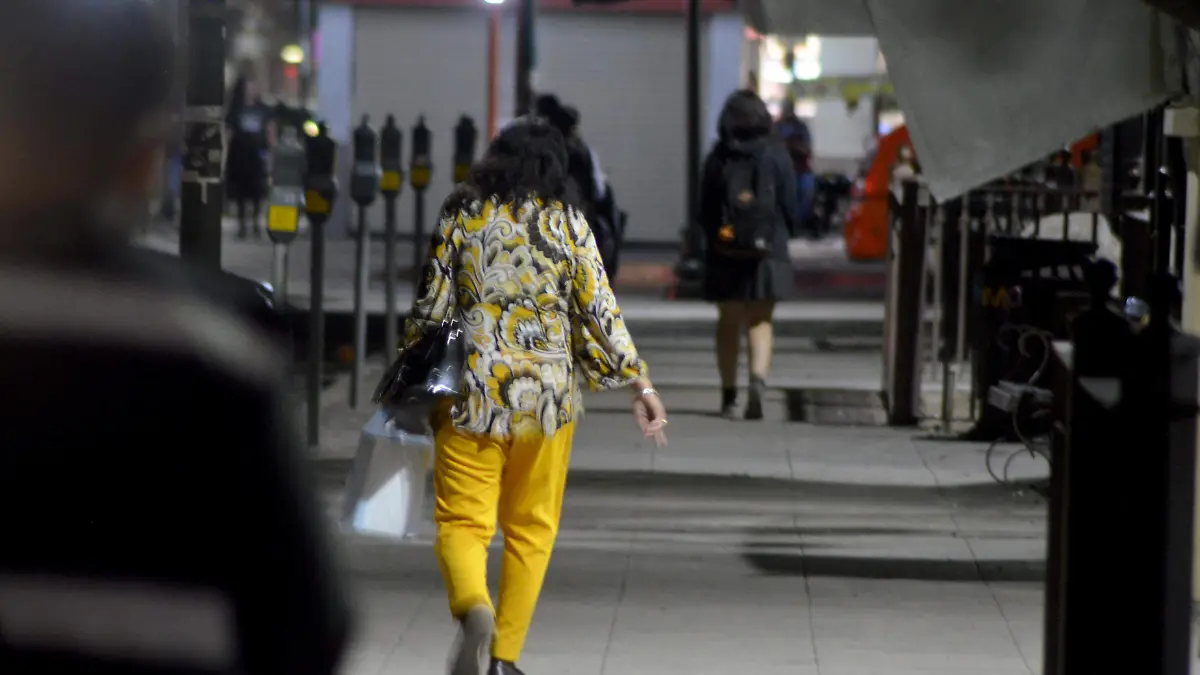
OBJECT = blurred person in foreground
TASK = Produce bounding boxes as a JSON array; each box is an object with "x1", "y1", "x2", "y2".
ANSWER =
[
  {"x1": 400, "y1": 116, "x2": 668, "y2": 675},
  {"x1": 0, "y1": 1, "x2": 349, "y2": 673},
  {"x1": 698, "y1": 90, "x2": 801, "y2": 420}
]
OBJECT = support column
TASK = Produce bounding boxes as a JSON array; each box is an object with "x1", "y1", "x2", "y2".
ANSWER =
[
  {"x1": 1172, "y1": 106, "x2": 1200, "y2": 601},
  {"x1": 514, "y1": 0, "x2": 536, "y2": 117}
]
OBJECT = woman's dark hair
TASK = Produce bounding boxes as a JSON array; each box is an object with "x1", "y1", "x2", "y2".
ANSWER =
[
  {"x1": 458, "y1": 117, "x2": 569, "y2": 208},
  {"x1": 718, "y1": 89, "x2": 773, "y2": 142}
]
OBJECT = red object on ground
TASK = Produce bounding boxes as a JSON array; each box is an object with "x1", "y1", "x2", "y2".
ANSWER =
[{"x1": 843, "y1": 125, "x2": 911, "y2": 262}]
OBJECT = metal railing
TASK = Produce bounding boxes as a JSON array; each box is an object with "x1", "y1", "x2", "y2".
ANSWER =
[{"x1": 883, "y1": 177, "x2": 1109, "y2": 431}]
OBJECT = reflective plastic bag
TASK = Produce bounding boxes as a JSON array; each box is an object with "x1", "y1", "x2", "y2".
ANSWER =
[{"x1": 339, "y1": 411, "x2": 434, "y2": 539}]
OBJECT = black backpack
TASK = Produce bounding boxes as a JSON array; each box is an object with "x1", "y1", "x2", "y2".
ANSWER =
[{"x1": 715, "y1": 149, "x2": 777, "y2": 259}]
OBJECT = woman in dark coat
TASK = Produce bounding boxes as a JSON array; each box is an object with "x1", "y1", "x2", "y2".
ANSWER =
[{"x1": 698, "y1": 90, "x2": 801, "y2": 420}]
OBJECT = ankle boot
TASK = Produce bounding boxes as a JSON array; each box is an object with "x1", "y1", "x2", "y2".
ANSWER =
[
  {"x1": 720, "y1": 387, "x2": 738, "y2": 419},
  {"x1": 744, "y1": 375, "x2": 766, "y2": 420}
]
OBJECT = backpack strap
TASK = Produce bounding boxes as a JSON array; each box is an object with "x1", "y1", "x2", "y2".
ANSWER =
[{"x1": 754, "y1": 147, "x2": 775, "y2": 206}]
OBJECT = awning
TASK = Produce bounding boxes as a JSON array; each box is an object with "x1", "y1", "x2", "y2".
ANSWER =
[
  {"x1": 744, "y1": 0, "x2": 1179, "y2": 200},
  {"x1": 741, "y1": 0, "x2": 873, "y2": 36}
]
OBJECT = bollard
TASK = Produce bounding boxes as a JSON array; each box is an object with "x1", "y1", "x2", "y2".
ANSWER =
[
  {"x1": 380, "y1": 115, "x2": 405, "y2": 359},
  {"x1": 266, "y1": 126, "x2": 306, "y2": 308},
  {"x1": 453, "y1": 115, "x2": 478, "y2": 184},
  {"x1": 303, "y1": 121, "x2": 339, "y2": 449},
  {"x1": 349, "y1": 115, "x2": 381, "y2": 409},
  {"x1": 884, "y1": 179, "x2": 925, "y2": 426},
  {"x1": 410, "y1": 117, "x2": 433, "y2": 286}
]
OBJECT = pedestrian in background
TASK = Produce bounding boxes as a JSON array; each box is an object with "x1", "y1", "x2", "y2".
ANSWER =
[
  {"x1": 400, "y1": 116, "x2": 668, "y2": 675},
  {"x1": 698, "y1": 90, "x2": 802, "y2": 420},
  {"x1": 225, "y1": 77, "x2": 276, "y2": 239}
]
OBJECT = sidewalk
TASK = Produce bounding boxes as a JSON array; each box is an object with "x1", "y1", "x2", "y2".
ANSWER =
[
  {"x1": 310, "y1": 363, "x2": 1049, "y2": 674},
  {"x1": 136, "y1": 224, "x2": 887, "y2": 339}
]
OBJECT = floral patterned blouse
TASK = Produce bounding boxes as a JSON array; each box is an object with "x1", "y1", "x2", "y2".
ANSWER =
[{"x1": 400, "y1": 194, "x2": 648, "y2": 440}]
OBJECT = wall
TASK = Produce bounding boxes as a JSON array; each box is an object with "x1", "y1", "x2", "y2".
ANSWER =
[
  {"x1": 338, "y1": 5, "x2": 743, "y2": 244},
  {"x1": 810, "y1": 36, "x2": 879, "y2": 162}
]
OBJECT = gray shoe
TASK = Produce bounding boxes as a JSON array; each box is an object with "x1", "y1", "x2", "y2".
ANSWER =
[
  {"x1": 449, "y1": 605, "x2": 495, "y2": 675},
  {"x1": 744, "y1": 376, "x2": 766, "y2": 420}
]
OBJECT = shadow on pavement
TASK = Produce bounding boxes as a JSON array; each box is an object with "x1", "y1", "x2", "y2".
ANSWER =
[
  {"x1": 743, "y1": 550, "x2": 1045, "y2": 583},
  {"x1": 315, "y1": 461, "x2": 1044, "y2": 503}
]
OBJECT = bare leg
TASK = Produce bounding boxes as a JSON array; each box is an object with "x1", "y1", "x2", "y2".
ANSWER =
[
  {"x1": 716, "y1": 301, "x2": 743, "y2": 416},
  {"x1": 744, "y1": 301, "x2": 775, "y2": 420}
]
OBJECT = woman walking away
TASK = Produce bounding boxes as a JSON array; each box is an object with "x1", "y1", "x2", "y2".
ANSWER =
[
  {"x1": 400, "y1": 117, "x2": 669, "y2": 675},
  {"x1": 698, "y1": 90, "x2": 801, "y2": 420},
  {"x1": 225, "y1": 78, "x2": 275, "y2": 239}
]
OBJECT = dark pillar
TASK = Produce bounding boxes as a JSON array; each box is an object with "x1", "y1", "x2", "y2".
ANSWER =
[
  {"x1": 297, "y1": 0, "x2": 314, "y2": 104},
  {"x1": 685, "y1": 0, "x2": 701, "y2": 231},
  {"x1": 179, "y1": 0, "x2": 227, "y2": 271},
  {"x1": 515, "y1": 0, "x2": 536, "y2": 117}
]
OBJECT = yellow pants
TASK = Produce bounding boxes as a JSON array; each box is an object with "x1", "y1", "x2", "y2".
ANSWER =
[{"x1": 433, "y1": 421, "x2": 575, "y2": 663}]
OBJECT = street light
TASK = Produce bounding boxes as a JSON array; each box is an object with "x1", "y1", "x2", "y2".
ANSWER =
[
  {"x1": 484, "y1": 0, "x2": 504, "y2": 4},
  {"x1": 280, "y1": 43, "x2": 305, "y2": 65}
]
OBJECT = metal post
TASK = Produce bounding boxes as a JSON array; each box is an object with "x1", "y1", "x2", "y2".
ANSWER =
[
  {"x1": 515, "y1": 0, "x2": 536, "y2": 116},
  {"x1": 384, "y1": 197, "x2": 399, "y2": 358},
  {"x1": 887, "y1": 179, "x2": 925, "y2": 426},
  {"x1": 351, "y1": 207, "x2": 370, "y2": 408},
  {"x1": 271, "y1": 243, "x2": 289, "y2": 306},
  {"x1": 304, "y1": 122, "x2": 339, "y2": 450},
  {"x1": 413, "y1": 194, "x2": 426, "y2": 286},
  {"x1": 349, "y1": 117, "x2": 381, "y2": 409},
  {"x1": 307, "y1": 217, "x2": 326, "y2": 448},
  {"x1": 297, "y1": 0, "x2": 313, "y2": 104},
  {"x1": 685, "y1": 0, "x2": 701, "y2": 232},
  {"x1": 380, "y1": 116, "x2": 404, "y2": 359},
  {"x1": 179, "y1": 0, "x2": 226, "y2": 270}
]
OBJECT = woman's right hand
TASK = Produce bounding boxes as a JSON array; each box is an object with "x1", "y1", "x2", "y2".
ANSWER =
[{"x1": 632, "y1": 385, "x2": 668, "y2": 447}]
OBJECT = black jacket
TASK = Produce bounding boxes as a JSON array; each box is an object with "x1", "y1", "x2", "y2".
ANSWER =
[{"x1": 697, "y1": 137, "x2": 801, "y2": 302}]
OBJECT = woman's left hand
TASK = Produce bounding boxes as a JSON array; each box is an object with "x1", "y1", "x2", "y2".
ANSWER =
[{"x1": 632, "y1": 391, "x2": 668, "y2": 448}]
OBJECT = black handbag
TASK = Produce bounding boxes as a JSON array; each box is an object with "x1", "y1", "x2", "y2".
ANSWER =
[{"x1": 372, "y1": 318, "x2": 466, "y2": 408}]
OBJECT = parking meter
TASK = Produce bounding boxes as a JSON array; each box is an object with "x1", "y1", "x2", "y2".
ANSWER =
[
  {"x1": 380, "y1": 116, "x2": 405, "y2": 198},
  {"x1": 410, "y1": 116, "x2": 432, "y2": 192},
  {"x1": 453, "y1": 115, "x2": 478, "y2": 184},
  {"x1": 304, "y1": 123, "x2": 338, "y2": 222},
  {"x1": 349, "y1": 116, "x2": 380, "y2": 409},
  {"x1": 266, "y1": 126, "x2": 307, "y2": 307},
  {"x1": 410, "y1": 116, "x2": 433, "y2": 286},
  {"x1": 380, "y1": 115, "x2": 405, "y2": 358},
  {"x1": 351, "y1": 116, "x2": 381, "y2": 210},
  {"x1": 303, "y1": 122, "x2": 339, "y2": 450}
]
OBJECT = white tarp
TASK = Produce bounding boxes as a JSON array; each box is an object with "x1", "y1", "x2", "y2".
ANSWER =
[{"x1": 744, "y1": 0, "x2": 1178, "y2": 201}]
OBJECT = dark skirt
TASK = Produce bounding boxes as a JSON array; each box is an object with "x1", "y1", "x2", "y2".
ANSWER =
[
  {"x1": 702, "y1": 254, "x2": 794, "y2": 303},
  {"x1": 226, "y1": 141, "x2": 267, "y2": 201}
]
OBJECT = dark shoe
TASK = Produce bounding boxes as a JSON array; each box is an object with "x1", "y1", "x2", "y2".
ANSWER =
[
  {"x1": 449, "y1": 606, "x2": 494, "y2": 675},
  {"x1": 744, "y1": 376, "x2": 766, "y2": 420},
  {"x1": 488, "y1": 659, "x2": 525, "y2": 675},
  {"x1": 720, "y1": 388, "x2": 738, "y2": 420},
  {"x1": 236, "y1": 227, "x2": 248, "y2": 240}
]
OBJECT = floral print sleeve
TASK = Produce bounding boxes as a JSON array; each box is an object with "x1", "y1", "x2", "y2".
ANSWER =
[
  {"x1": 400, "y1": 205, "x2": 460, "y2": 353},
  {"x1": 565, "y1": 207, "x2": 648, "y2": 390}
]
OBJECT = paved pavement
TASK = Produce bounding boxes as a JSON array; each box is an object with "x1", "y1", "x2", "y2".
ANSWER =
[
  {"x1": 305, "y1": 340, "x2": 1050, "y2": 675},
  {"x1": 136, "y1": 223, "x2": 887, "y2": 339}
]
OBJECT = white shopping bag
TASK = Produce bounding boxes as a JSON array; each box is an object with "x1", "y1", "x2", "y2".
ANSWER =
[{"x1": 340, "y1": 410, "x2": 435, "y2": 539}]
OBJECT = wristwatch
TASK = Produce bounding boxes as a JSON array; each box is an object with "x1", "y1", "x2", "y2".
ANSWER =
[{"x1": 636, "y1": 387, "x2": 659, "y2": 399}]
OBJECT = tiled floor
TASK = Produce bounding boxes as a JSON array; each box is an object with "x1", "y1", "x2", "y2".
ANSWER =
[{"x1": 320, "y1": 379, "x2": 1050, "y2": 675}]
